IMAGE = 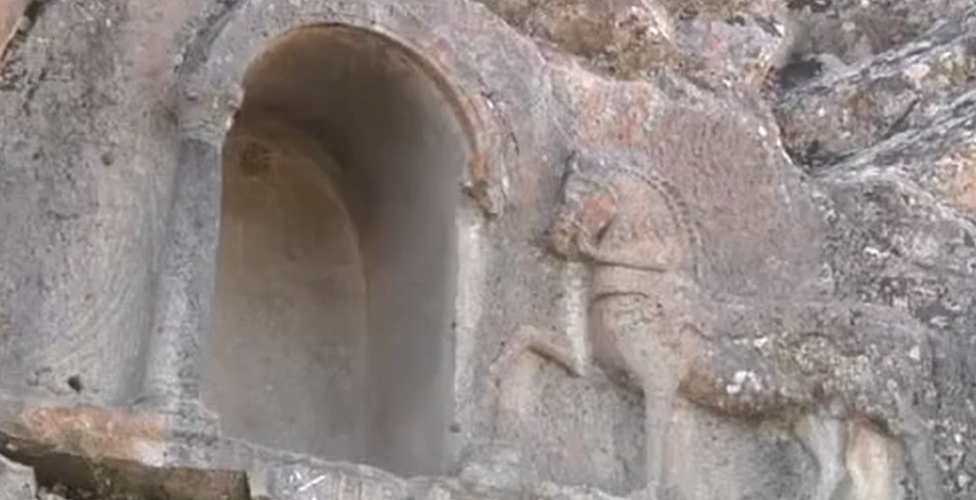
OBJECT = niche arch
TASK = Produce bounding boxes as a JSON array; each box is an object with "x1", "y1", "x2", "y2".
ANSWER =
[{"x1": 202, "y1": 24, "x2": 472, "y2": 476}]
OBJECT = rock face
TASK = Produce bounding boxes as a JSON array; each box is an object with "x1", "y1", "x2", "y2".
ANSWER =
[{"x1": 0, "y1": 0, "x2": 973, "y2": 499}]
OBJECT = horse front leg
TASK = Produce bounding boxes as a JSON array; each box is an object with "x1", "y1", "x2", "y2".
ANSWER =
[
  {"x1": 640, "y1": 368, "x2": 680, "y2": 499},
  {"x1": 794, "y1": 406, "x2": 851, "y2": 500},
  {"x1": 486, "y1": 325, "x2": 589, "y2": 384}
]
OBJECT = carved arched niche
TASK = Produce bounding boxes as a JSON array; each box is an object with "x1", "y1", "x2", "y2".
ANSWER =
[{"x1": 201, "y1": 25, "x2": 468, "y2": 476}]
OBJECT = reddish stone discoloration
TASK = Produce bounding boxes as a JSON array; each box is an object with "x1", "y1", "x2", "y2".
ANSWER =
[
  {"x1": 943, "y1": 145, "x2": 976, "y2": 212},
  {"x1": 0, "y1": 0, "x2": 30, "y2": 59},
  {"x1": 551, "y1": 182, "x2": 617, "y2": 259},
  {"x1": 410, "y1": 32, "x2": 505, "y2": 216},
  {"x1": 458, "y1": 95, "x2": 500, "y2": 215},
  {"x1": 8, "y1": 405, "x2": 169, "y2": 463},
  {"x1": 557, "y1": 69, "x2": 663, "y2": 151},
  {"x1": 956, "y1": 177, "x2": 976, "y2": 211}
]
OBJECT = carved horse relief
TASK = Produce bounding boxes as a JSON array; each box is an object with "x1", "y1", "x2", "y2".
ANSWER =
[{"x1": 489, "y1": 151, "x2": 945, "y2": 500}]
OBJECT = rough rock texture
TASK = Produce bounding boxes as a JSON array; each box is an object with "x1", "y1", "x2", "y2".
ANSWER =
[
  {"x1": 474, "y1": 0, "x2": 793, "y2": 84},
  {"x1": 786, "y1": 0, "x2": 974, "y2": 65},
  {"x1": 0, "y1": 0, "x2": 974, "y2": 499},
  {"x1": 0, "y1": 455, "x2": 35, "y2": 500},
  {"x1": 775, "y1": 7, "x2": 976, "y2": 169},
  {"x1": 772, "y1": 4, "x2": 976, "y2": 499}
]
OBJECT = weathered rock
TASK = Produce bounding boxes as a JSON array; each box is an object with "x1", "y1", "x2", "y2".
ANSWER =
[
  {"x1": 474, "y1": 0, "x2": 680, "y2": 78},
  {"x1": 0, "y1": 0, "x2": 974, "y2": 499},
  {"x1": 674, "y1": 11, "x2": 791, "y2": 86},
  {"x1": 778, "y1": 13, "x2": 976, "y2": 490},
  {"x1": 0, "y1": 455, "x2": 35, "y2": 500},
  {"x1": 476, "y1": 0, "x2": 793, "y2": 85},
  {"x1": 815, "y1": 140, "x2": 976, "y2": 499},
  {"x1": 775, "y1": 7, "x2": 976, "y2": 169},
  {"x1": 786, "y1": 0, "x2": 975, "y2": 65}
]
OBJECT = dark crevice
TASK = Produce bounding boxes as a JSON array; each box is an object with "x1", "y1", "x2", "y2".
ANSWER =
[
  {"x1": 786, "y1": 0, "x2": 832, "y2": 13},
  {"x1": 782, "y1": 139, "x2": 855, "y2": 175},
  {"x1": 772, "y1": 56, "x2": 824, "y2": 91},
  {"x1": 22, "y1": 0, "x2": 49, "y2": 25},
  {"x1": 66, "y1": 376, "x2": 83, "y2": 394},
  {"x1": 879, "y1": 98, "x2": 920, "y2": 141}
]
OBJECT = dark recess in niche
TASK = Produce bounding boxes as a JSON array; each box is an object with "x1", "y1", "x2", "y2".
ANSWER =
[{"x1": 202, "y1": 24, "x2": 469, "y2": 477}]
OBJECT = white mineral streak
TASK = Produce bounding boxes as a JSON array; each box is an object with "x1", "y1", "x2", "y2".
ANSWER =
[
  {"x1": 561, "y1": 261, "x2": 591, "y2": 374},
  {"x1": 454, "y1": 206, "x2": 489, "y2": 427}
]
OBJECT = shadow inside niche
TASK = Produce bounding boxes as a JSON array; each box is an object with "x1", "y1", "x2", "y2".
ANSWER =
[{"x1": 202, "y1": 25, "x2": 469, "y2": 477}]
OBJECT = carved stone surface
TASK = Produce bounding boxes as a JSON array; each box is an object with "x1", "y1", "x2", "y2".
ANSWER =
[
  {"x1": 0, "y1": 455, "x2": 35, "y2": 500},
  {"x1": 0, "y1": 0, "x2": 974, "y2": 499}
]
